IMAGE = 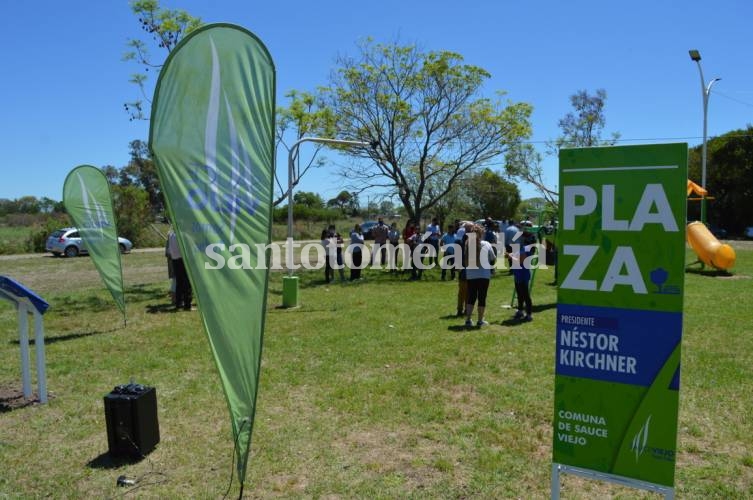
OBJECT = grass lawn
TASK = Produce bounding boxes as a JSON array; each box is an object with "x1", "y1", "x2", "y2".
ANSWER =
[{"x1": 1, "y1": 244, "x2": 752, "y2": 498}]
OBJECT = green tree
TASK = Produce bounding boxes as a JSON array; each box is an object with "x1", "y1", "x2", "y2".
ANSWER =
[
  {"x1": 122, "y1": 0, "x2": 201, "y2": 121},
  {"x1": 378, "y1": 200, "x2": 395, "y2": 215},
  {"x1": 15, "y1": 196, "x2": 40, "y2": 214},
  {"x1": 327, "y1": 190, "x2": 353, "y2": 214},
  {"x1": 293, "y1": 191, "x2": 324, "y2": 209},
  {"x1": 117, "y1": 140, "x2": 163, "y2": 214},
  {"x1": 124, "y1": 5, "x2": 326, "y2": 208},
  {"x1": 689, "y1": 126, "x2": 753, "y2": 233},
  {"x1": 111, "y1": 184, "x2": 151, "y2": 244},
  {"x1": 275, "y1": 90, "x2": 338, "y2": 206},
  {"x1": 464, "y1": 169, "x2": 520, "y2": 219},
  {"x1": 321, "y1": 39, "x2": 532, "y2": 223},
  {"x1": 102, "y1": 165, "x2": 119, "y2": 184},
  {"x1": 38, "y1": 197, "x2": 58, "y2": 214},
  {"x1": 517, "y1": 197, "x2": 558, "y2": 224}
]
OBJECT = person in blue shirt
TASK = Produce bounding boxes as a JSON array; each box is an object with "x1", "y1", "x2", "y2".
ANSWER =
[
  {"x1": 440, "y1": 223, "x2": 457, "y2": 280},
  {"x1": 503, "y1": 219, "x2": 520, "y2": 271},
  {"x1": 509, "y1": 242, "x2": 533, "y2": 322}
]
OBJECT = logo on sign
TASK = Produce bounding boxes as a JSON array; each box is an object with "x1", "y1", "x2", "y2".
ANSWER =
[
  {"x1": 185, "y1": 36, "x2": 261, "y2": 246},
  {"x1": 631, "y1": 415, "x2": 651, "y2": 461}
]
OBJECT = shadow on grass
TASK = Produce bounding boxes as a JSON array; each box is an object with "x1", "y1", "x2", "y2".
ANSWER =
[
  {"x1": 685, "y1": 267, "x2": 735, "y2": 278},
  {"x1": 447, "y1": 324, "x2": 476, "y2": 332},
  {"x1": 87, "y1": 451, "x2": 143, "y2": 469},
  {"x1": 126, "y1": 284, "x2": 169, "y2": 303},
  {"x1": 146, "y1": 303, "x2": 180, "y2": 314},
  {"x1": 499, "y1": 318, "x2": 532, "y2": 327},
  {"x1": 532, "y1": 302, "x2": 557, "y2": 313},
  {"x1": 496, "y1": 301, "x2": 557, "y2": 326},
  {"x1": 9, "y1": 327, "x2": 121, "y2": 345},
  {"x1": 55, "y1": 294, "x2": 114, "y2": 315},
  {"x1": 440, "y1": 314, "x2": 463, "y2": 320}
]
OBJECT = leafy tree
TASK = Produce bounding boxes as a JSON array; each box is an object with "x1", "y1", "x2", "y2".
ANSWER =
[
  {"x1": 122, "y1": 0, "x2": 201, "y2": 121},
  {"x1": 111, "y1": 184, "x2": 152, "y2": 244},
  {"x1": 689, "y1": 126, "x2": 753, "y2": 233},
  {"x1": 117, "y1": 140, "x2": 163, "y2": 213},
  {"x1": 0, "y1": 198, "x2": 17, "y2": 216},
  {"x1": 517, "y1": 197, "x2": 558, "y2": 224},
  {"x1": 321, "y1": 39, "x2": 532, "y2": 223},
  {"x1": 293, "y1": 191, "x2": 324, "y2": 209},
  {"x1": 15, "y1": 196, "x2": 41, "y2": 214},
  {"x1": 38, "y1": 197, "x2": 59, "y2": 214},
  {"x1": 347, "y1": 192, "x2": 360, "y2": 215},
  {"x1": 102, "y1": 165, "x2": 120, "y2": 185},
  {"x1": 464, "y1": 169, "x2": 520, "y2": 219},
  {"x1": 275, "y1": 90, "x2": 338, "y2": 206},
  {"x1": 327, "y1": 190, "x2": 353, "y2": 214},
  {"x1": 124, "y1": 5, "x2": 327, "y2": 208},
  {"x1": 378, "y1": 200, "x2": 395, "y2": 215}
]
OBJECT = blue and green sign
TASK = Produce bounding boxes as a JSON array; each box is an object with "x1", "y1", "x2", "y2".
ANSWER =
[{"x1": 553, "y1": 144, "x2": 687, "y2": 487}]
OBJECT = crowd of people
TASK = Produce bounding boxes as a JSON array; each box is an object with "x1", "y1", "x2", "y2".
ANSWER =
[
  {"x1": 163, "y1": 215, "x2": 541, "y2": 325},
  {"x1": 319, "y1": 216, "x2": 541, "y2": 326}
]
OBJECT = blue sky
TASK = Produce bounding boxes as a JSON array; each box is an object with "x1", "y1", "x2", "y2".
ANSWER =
[{"x1": 2, "y1": 0, "x2": 752, "y2": 204}]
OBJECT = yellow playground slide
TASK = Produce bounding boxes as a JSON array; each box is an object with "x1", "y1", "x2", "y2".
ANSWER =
[
  {"x1": 686, "y1": 179, "x2": 736, "y2": 271},
  {"x1": 687, "y1": 221, "x2": 736, "y2": 270}
]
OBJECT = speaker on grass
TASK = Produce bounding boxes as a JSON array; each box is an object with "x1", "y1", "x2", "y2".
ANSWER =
[{"x1": 104, "y1": 384, "x2": 160, "y2": 458}]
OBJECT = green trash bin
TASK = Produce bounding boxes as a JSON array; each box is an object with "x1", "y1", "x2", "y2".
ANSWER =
[{"x1": 282, "y1": 276, "x2": 299, "y2": 308}]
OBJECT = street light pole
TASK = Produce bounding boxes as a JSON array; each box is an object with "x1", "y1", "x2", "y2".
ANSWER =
[
  {"x1": 282, "y1": 137, "x2": 372, "y2": 307},
  {"x1": 688, "y1": 49, "x2": 721, "y2": 224}
]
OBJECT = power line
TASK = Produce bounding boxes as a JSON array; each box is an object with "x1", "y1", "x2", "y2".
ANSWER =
[{"x1": 713, "y1": 90, "x2": 753, "y2": 108}]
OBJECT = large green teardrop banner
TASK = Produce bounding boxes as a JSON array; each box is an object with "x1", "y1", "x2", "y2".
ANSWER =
[
  {"x1": 63, "y1": 165, "x2": 126, "y2": 321},
  {"x1": 149, "y1": 24, "x2": 275, "y2": 487}
]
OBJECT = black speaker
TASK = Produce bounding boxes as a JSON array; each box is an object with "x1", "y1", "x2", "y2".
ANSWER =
[{"x1": 104, "y1": 384, "x2": 160, "y2": 458}]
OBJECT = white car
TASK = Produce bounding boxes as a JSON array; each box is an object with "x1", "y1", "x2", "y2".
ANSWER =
[{"x1": 45, "y1": 227, "x2": 133, "y2": 257}]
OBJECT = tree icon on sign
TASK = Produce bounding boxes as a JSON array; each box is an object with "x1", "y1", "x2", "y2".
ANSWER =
[{"x1": 650, "y1": 267, "x2": 668, "y2": 293}]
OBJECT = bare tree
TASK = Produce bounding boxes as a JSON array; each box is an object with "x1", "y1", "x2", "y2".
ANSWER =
[{"x1": 507, "y1": 88, "x2": 620, "y2": 209}]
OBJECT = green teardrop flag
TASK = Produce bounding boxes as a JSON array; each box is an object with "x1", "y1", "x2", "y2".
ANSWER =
[
  {"x1": 149, "y1": 24, "x2": 275, "y2": 487},
  {"x1": 63, "y1": 165, "x2": 126, "y2": 321}
]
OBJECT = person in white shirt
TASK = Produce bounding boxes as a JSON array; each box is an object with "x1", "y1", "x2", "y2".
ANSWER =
[{"x1": 463, "y1": 224, "x2": 496, "y2": 327}]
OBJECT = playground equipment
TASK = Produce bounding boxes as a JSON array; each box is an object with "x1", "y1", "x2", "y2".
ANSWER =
[
  {"x1": 687, "y1": 221, "x2": 736, "y2": 270},
  {"x1": 0, "y1": 275, "x2": 49, "y2": 403},
  {"x1": 686, "y1": 179, "x2": 735, "y2": 271}
]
